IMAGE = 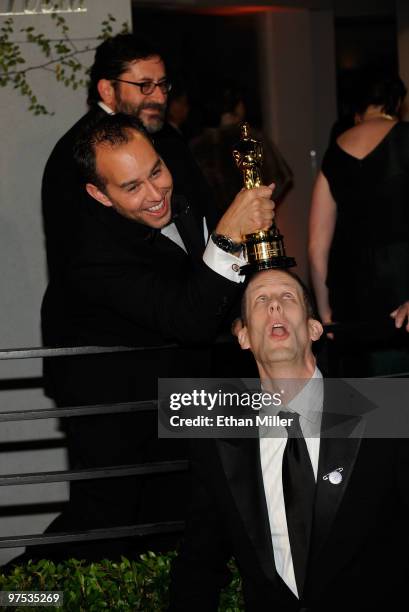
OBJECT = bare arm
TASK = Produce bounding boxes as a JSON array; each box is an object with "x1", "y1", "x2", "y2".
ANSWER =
[
  {"x1": 390, "y1": 302, "x2": 409, "y2": 332},
  {"x1": 308, "y1": 171, "x2": 337, "y2": 324}
]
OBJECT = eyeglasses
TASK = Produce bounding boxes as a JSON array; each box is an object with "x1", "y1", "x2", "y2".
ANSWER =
[{"x1": 112, "y1": 78, "x2": 172, "y2": 95}]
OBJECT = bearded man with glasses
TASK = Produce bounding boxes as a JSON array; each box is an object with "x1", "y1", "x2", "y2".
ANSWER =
[{"x1": 108, "y1": 76, "x2": 172, "y2": 130}]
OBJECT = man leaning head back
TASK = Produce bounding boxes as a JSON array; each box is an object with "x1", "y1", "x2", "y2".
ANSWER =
[
  {"x1": 88, "y1": 34, "x2": 170, "y2": 134},
  {"x1": 238, "y1": 269, "x2": 323, "y2": 387}
]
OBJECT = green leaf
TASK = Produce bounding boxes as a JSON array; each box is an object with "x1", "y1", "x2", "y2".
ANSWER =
[{"x1": 0, "y1": 9, "x2": 134, "y2": 117}]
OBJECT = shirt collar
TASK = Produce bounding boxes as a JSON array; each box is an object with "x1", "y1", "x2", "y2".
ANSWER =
[
  {"x1": 98, "y1": 101, "x2": 115, "y2": 115},
  {"x1": 285, "y1": 367, "x2": 323, "y2": 424}
]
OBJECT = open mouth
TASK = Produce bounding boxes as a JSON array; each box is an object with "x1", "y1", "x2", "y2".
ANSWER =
[
  {"x1": 270, "y1": 322, "x2": 289, "y2": 339},
  {"x1": 145, "y1": 197, "x2": 168, "y2": 216}
]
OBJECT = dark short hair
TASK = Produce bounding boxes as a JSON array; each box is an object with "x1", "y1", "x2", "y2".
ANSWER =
[
  {"x1": 73, "y1": 113, "x2": 151, "y2": 192},
  {"x1": 87, "y1": 34, "x2": 164, "y2": 106},
  {"x1": 355, "y1": 67, "x2": 407, "y2": 116},
  {"x1": 241, "y1": 268, "x2": 316, "y2": 324}
]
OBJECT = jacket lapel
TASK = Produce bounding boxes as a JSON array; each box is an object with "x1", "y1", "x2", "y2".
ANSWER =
[
  {"x1": 309, "y1": 379, "x2": 369, "y2": 560},
  {"x1": 173, "y1": 196, "x2": 206, "y2": 259},
  {"x1": 215, "y1": 436, "x2": 278, "y2": 584}
]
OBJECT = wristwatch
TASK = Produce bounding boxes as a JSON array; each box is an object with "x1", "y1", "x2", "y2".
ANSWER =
[{"x1": 211, "y1": 232, "x2": 243, "y2": 254}]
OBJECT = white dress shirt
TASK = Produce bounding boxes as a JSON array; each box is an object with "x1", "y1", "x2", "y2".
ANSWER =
[
  {"x1": 259, "y1": 367, "x2": 323, "y2": 598},
  {"x1": 162, "y1": 219, "x2": 244, "y2": 284},
  {"x1": 202, "y1": 234, "x2": 245, "y2": 283}
]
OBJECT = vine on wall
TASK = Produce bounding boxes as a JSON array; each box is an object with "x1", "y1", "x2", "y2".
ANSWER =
[{"x1": 0, "y1": 12, "x2": 129, "y2": 115}]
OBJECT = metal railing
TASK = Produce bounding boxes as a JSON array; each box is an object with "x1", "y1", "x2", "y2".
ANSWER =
[{"x1": 0, "y1": 343, "x2": 190, "y2": 550}]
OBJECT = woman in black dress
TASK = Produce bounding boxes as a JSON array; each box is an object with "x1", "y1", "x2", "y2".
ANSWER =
[{"x1": 308, "y1": 69, "x2": 409, "y2": 374}]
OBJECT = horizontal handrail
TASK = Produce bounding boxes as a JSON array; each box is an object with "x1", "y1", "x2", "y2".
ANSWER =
[
  {"x1": 0, "y1": 502, "x2": 66, "y2": 517},
  {"x1": 0, "y1": 345, "x2": 173, "y2": 360},
  {"x1": 0, "y1": 332, "x2": 237, "y2": 361},
  {"x1": 0, "y1": 400, "x2": 156, "y2": 422},
  {"x1": 0, "y1": 460, "x2": 189, "y2": 487},
  {"x1": 324, "y1": 318, "x2": 405, "y2": 339},
  {"x1": 0, "y1": 521, "x2": 185, "y2": 548}
]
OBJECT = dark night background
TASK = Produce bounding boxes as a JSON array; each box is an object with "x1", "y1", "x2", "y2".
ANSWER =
[{"x1": 133, "y1": 4, "x2": 400, "y2": 132}]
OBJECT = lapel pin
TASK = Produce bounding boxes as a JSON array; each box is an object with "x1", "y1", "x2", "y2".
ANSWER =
[{"x1": 323, "y1": 467, "x2": 343, "y2": 485}]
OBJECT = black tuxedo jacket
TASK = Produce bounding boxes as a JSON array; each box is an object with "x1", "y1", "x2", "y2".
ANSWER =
[{"x1": 170, "y1": 380, "x2": 409, "y2": 610}]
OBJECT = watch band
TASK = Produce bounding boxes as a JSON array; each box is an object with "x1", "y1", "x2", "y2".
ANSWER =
[{"x1": 211, "y1": 232, "x2": 243, "y2": 254}]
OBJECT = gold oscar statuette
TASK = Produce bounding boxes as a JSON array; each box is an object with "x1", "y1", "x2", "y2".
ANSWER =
[{"x1": 232, "y1": 122, "x2": 295, "y2": 274}]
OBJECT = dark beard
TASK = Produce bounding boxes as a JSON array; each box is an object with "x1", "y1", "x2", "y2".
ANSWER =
[{"x1": 116, "y1": 99, "x2": 166, "y2": 134}]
